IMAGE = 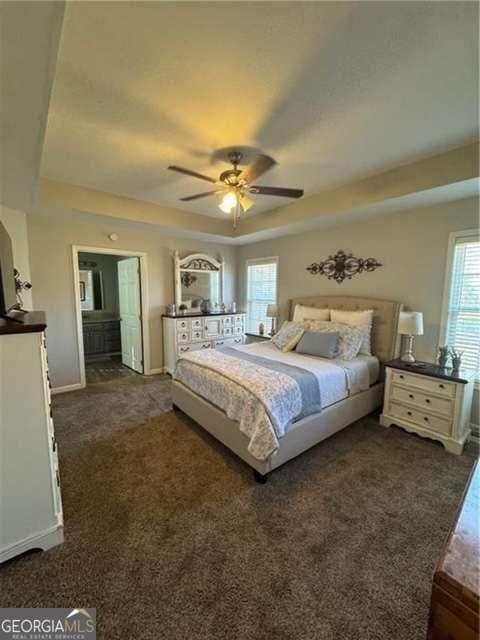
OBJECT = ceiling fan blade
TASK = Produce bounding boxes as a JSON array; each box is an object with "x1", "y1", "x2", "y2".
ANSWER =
[
  {"x1": 239, "y1": 194, "x2": 254, "y2": 212},
  {"x1": 180, "y1": 190, "x2": 220, "y2": 201},
  {"x1": 249, "y1": 185, "x2": 304, "y2": 198},
  {"x1": 168, "y1": 165, "x2": 217, "y2": 184},
  {"x1": 240, "y1": 155, "x2": 276, "y2": 184}
]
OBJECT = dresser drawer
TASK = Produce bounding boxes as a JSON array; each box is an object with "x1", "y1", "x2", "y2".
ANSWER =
[
  {"x1": 191, "y1": 329, "x2": 203, "y2": 341},
  {"x1": 190, "y1": 318, "x2": 203, "y2": 331},
  {"x1": 223, "y1": 316, "x2": 233, "y2": 326},
  {"x1": 234, "y1": 315, "x2": 244, "y2": 325},
  {"x1": 390, "y1": 385, "x2": 454, "y2": 418},
  {"x1": 177, "y1": 331, "x2": 190, "y2": 343},
  {"x1": 391, "y1": 370, "x2": 456, "y2": 398},
  {"x1": 234, "y1": 325, "x2": 243, "y2": 335},
  {"x1": 178, "y1": 341, "x2": 211, "y2": 355},
  {"x1": 176, "y1": 319, "x2": 190, "y2": 331},
  {"x1": 388, "y1": 402, "x2": 452, "y2": 436},
  {"x1": 223, "y1": 326, "x2": 233, "y2": 337}
]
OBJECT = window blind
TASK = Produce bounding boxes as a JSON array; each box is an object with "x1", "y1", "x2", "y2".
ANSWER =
[
  {"x1": 246, "y1": 259, "x2": 278, "y2": 333},
  {"x1": 445, "y1": 238, "x2": 480, "y2": 373}
]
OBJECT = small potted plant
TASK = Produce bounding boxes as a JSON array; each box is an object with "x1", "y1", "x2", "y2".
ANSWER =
[
  {"x1": 450, "y1": 347, "x2": 463, "y2": 371},
  {"x1": 437, "y1": 345, "x2": 449, "y2": 368}
]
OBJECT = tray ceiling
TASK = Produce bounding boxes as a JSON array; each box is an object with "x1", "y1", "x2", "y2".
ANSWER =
[{"x1": 41, "y1": 1, "x2": 478, "y2": 219}]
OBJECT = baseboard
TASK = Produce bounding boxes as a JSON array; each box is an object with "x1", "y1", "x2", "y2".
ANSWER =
[
  {"x1": 148, "y1": 367, "x2": 165, "y2": 375},
  {"x1": 51, "y1": 383, "x2": 84, "y2": 395}
]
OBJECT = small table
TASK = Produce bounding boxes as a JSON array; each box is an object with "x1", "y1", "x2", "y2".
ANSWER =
[
  {"x1": 380, "y1": 359, "x2": 476, "y2": 454},
  {"x1": 244, "y1": 332, "x2": 272, "y2": 344}
]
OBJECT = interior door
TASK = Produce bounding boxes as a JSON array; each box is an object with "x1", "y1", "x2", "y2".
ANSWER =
[{"x1": 117, "y1": 257, "x2": 143, "y2": 373}]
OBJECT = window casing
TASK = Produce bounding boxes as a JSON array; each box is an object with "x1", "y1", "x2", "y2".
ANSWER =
[
  {"x1": 440, "y1": 229, "x2": 480, "y2": 378},
  {"x1": 245, "y1": 258, "x2": 278, "y2": 334}
]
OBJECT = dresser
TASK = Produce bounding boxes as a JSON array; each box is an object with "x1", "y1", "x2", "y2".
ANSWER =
[
  {"x1": 0, "y1": 312, "x2": 64, "y2": 562},
  {"x1": 163, "y1": 312, "x2": 246, "y2": 374},
  {"x1": 380, "y1": 360, "x2": 475, "y2": 454},
  {"x1": 427, "y1": 460, "x2": 479, "y2": 639}
]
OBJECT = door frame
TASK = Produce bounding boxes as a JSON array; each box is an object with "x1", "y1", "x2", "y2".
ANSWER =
[{"x1": 72, "y1": 245, "x2": 151, "y2": 388}]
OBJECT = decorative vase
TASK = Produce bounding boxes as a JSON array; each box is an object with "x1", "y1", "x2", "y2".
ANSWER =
[
  {"x1": 452, "y1": 357, "x2": 462, "y2": 371},
  {"x1": 438, "y1": 355, "x2": 448, "y2": 368}
]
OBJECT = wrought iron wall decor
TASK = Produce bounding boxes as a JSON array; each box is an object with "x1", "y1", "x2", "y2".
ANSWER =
[
  {"x1": 306, "y1": 250, "x2": 382, "y2": 284},
  {"x1": 180, "y1": 272, "x2": 198, "y2": 288}
]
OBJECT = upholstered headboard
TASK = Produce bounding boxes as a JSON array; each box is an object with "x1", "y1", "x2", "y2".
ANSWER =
[{"x1": 288, "y1": 295, "x2": 402, "y2": 363}]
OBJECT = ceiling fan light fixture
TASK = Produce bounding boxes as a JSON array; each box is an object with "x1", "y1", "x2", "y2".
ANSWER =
[{"x1": 219, "y1": 190, "x2": 238, "y2": 213}]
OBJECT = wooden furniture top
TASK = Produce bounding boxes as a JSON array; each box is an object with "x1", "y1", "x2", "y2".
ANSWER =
[
  {"x1": 0, "y1": 311, "x2": 46, "y2": 335},
  {"x1": 385, "y1": 359, "x2": 477, "y2": 384},
  {"x1": 435, "y1": 460, "x2": 479, "y2": 612}
]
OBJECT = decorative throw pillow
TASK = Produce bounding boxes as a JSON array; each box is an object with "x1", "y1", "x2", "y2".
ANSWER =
[
  {"x1": 293, "y1": 304, "x2": 330, "y2": 323},
  {"x1": 330, "y1": 309, "x2": 374, "y2": 355},
  {"x1": 272, "y1": 321, "x2": 305, "y2": 352},
  {"x1": 304, "y1": 320, "x2": 363, "y2": 360},
  {"x1": 295, "y1": 331, "x2": 340, "y2": 359}
]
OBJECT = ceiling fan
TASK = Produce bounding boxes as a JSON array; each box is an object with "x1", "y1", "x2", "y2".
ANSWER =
[{"x1": 168, "y1": 151, "x2": 303, "y2": 228}]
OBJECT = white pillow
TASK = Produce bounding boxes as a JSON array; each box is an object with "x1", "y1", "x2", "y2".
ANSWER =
[
  {"x1": 330, "y1": 309, "x2": 374, "y2": 356},
  {"x1": 293, "y1": 304, "x2": 330, "y2": 322},
  {"x1": 304, "y1": 320, "x2": 364, "y2": 360}
]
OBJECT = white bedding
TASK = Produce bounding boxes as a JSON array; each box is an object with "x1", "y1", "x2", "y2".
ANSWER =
[
  {"x1": 174, "y1": 341, "x2": 379, "y2": 461},
  {"x1": 234, "y1": 341, "x2": 379, "y2": 409}
]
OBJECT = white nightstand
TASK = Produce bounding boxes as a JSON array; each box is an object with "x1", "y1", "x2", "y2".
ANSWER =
[{"x1": 380, "y1": 359, "x2": 476, "y2": 454}]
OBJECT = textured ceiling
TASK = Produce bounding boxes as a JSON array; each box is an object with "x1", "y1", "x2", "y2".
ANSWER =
[{"x1": 41, "y1": 1, "x2": 479, "y2": 219}]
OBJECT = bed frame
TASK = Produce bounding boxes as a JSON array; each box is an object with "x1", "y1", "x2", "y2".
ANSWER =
[{"x1": 172, "y1": 295, "x2": 402, "y2": 482}]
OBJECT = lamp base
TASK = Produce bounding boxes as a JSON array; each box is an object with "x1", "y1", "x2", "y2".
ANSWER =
[{"x1": 400, "y1": 334, "x2": 416, "y2": 362}]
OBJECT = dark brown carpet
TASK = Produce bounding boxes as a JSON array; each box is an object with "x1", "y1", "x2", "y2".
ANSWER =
[{"x1": 1, "y1": 374, "x2": 476, "y2": 640}]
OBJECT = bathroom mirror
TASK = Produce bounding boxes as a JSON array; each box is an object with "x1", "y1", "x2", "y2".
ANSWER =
[
  {"x1": 174, "y1": 251, "x2": 223, "y2": 310},
  {"x1": 79, "y1": 269, "x2": 104, "y2": 311}
]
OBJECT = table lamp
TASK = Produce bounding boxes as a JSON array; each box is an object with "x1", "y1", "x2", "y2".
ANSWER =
[
  {"x1": 266, "y1": 304, "x2": 278, "y2": 336},
  {"x1": 398, "y1": 311, "x2": 424, "y2": 363}
]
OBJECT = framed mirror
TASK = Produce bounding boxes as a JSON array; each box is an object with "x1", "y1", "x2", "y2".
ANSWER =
[
  {"x1": 79, "y1": 269, "x2": 104, "y2": 311},
  {"x1": 174, "y1": 251, "x2": 223, "y2": 310}
]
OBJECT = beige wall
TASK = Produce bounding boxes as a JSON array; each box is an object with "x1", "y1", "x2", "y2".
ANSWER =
[
  {"x1": 0, "y1": 205, "x2": 33, "y2": 309},
  {"x1": 237, "y1": 197, "x2": 479, "y2": 425},
  {"x1": 27, "y1": 209, "x2": 236, "y2": 389}
]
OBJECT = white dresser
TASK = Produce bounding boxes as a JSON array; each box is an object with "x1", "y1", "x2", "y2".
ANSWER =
[
  {"x1": 0, "y1": 313, "x2": 64, "y2": 563},
  {"x1": 163, "y1": 312, "x2": 246, "y2": 374},
  {"x1": 380, "y1": 359, "x2": 475, "y2": 454}
]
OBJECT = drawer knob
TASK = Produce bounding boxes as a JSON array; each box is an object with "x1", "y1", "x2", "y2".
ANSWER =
[
  {"x1": 409, "y1": 394, "x2": 414, "y2": 399},
  {"x1": 180, "y1": 347, "x2": 190, "y2": 352},
  {"x1": 439, "y1": 384, "x2": 445, "y2": 389},
  {"x1": 423, "y1": 416, "x2": 429, "y2": 422},
  {"x1": 407, "y1": 411, "x2": 412, "y2": 416},
  {"x1": 399, "y1": 374, "x2": 404, "y2": 379},
  {"x1": 425, "y1": 399, "x2": 431, "y2": 404}
]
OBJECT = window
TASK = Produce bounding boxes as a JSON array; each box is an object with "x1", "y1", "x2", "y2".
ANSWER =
[
  {"x1": 246, "y1": 258, "x2": 278, "y2": 333},
  {"x1": 440, "y1": 230, "x2": 480, "y2": 376}
]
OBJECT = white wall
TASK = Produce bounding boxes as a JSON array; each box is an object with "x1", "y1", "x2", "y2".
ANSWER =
[
  {"x1": 27, "y1": 209, "x2": 236, "y2": 388},
  {"x1": 0, "y1": 205, "x2": 33, "y2": 309},
  {"x1": 237, "y1": 197, "x2": 479, "y2": 426}
]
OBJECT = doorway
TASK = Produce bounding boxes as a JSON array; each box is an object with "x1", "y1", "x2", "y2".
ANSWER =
[{"x1": 72, "y1": 246, "x2": 150, "y2": 388}]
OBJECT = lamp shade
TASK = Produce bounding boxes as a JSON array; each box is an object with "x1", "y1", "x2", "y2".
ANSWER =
[
  {"x1": 266, "y1": 304, "x2": 278, "y2": 318},
  {"x1": 398, "y1": 311, "x2": 424, "y2": 336}
]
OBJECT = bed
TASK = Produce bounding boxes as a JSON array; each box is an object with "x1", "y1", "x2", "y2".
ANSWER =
[{"x1": 172, "y1": 295, "x2": 402, "y2": 482}]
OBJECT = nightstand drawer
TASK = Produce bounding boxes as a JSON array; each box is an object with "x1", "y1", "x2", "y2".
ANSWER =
[
  {"x1": 388, "y1": 402, "x2": 452, "y2": 436},
  {"x1": 392, "y1": 370, "x2": 456, "y2": 398},
  {"x1": 390, "y1": 385, "x2": 454, "y2": 418}
]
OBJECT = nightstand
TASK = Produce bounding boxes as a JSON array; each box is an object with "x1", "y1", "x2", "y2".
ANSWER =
[
  {"x1": 244, "y1": 332, "x2": 272, "y2": 344},
  {"x1": 380, "y1": 359, "x2": 476, "y2": 454}
]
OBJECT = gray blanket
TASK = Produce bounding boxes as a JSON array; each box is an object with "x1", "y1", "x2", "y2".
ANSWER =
[{"x1": 219, "y1": 347, "x2": 321, "y2": 420}]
